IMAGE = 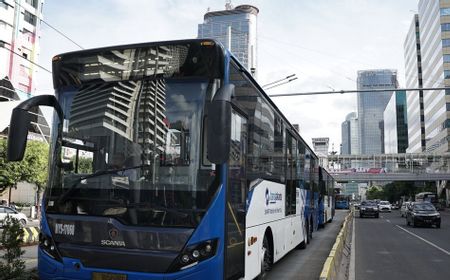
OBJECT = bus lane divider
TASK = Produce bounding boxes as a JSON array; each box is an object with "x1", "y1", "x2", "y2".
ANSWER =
[
  {"x1": 319, "y1": 210, "x2": 353, "y2": 280},
  {"x1": 22, "y1": 226, "x2": 40, "y2": 245}
]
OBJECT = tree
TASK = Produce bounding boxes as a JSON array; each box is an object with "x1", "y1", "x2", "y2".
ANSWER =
[
  {"x1": 0, "y1": 139, "x2": 49, "y2": 196},
  {"x1": 366, "y1": 186, "x2": 384, "y2": 200},
  {"x1": 0, "y1": 216, "x2": 28, "y2": 279},
  {"x1": 70, "y1": 156, "x2": 93, "y2": 174}
]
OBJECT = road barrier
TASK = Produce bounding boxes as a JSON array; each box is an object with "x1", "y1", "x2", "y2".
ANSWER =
[
  {"x1": 319, "y1": 210, "x2": 353, "y2": 280},
  {"x1": 22, "y1": 226, "x2": 39, "y2": 244}
]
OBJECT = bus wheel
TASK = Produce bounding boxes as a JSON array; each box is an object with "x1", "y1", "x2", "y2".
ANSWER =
[{"x1": 258, "y1": 234, "x2": 273, "y2": 279}]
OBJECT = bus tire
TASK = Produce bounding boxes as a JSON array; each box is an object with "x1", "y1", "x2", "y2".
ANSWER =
[{"x1": 258, "y1": 234, "x2": 273, "y2": 279}]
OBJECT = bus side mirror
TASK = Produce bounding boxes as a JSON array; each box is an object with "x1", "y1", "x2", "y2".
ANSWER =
[
  {"x1": 206, "y1": 84, "x2": 234, "y2": 164},
  {"x1": 7, "y1": 95, "x2": 64, "y2": 162},
  {"x1": 7, "y1": 108, "x2": 32, "y2": 161}
]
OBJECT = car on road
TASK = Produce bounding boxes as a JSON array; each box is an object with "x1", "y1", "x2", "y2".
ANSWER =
[
  {"x1": 406, "y1": 202, "x2": 440, "y2": 228},
  {"x1": 378, "y1": 201, "x2": 392, "y2": 212},
  {"x1": 400, "y1": 202, "x2": 411, "y2": 217},
  {"x1": 359, "y1": 200, "x2": 379, "y2": 218},
  {"x1": 0, "y1": 206, "x2": 28, "y2": 227}
]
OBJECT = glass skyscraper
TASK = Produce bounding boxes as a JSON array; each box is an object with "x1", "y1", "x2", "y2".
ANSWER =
[
  {"x1": 383, "y1": 91, "x2": 408, "y2": 154},
  {"x1": 340, "y1": 112, "x2": 359, "y2": 155},
  {"x1": 197, "y1": 4, "x2": 258, "y2": 76},
  {"x1": 357, "y1": 70, "x2": 398, "y2": 155}
]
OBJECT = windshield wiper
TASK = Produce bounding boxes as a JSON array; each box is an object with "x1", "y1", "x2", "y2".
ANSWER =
[{"x1": 58, "y1": 164, "x2": 151, "y2": 204}]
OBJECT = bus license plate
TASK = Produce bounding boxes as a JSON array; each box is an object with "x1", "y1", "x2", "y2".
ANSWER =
[{"x1": 92, "y1": 272, "x2": 127, "y2": 280}]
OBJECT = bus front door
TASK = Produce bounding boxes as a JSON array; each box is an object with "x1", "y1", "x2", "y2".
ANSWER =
[{"x1": 225, "y1": 109, "x2": 247, "y2": 280}]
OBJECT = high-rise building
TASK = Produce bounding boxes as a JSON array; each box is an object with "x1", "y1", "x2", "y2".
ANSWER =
[
  {"x1": 341, "y1": 120, "x2": 350, "y2": 155},
  {"x1": 357, "y1": 69, "x2": 398, "y2": 155},
  {"x1": 404, "y1": 14, "x2": 426, "y2": 153},
  {"x1": 312, "y1": 137, "x2": 329, "y2": 156},
  {"x1": 0, "y1": 1, "x2": 49, "y2": 142},
  {"x1": 384, "y1": 91, "x2": 408, "y2": 154},
  {"x1": 312, "y1": 137, "x2": 329, "y2": 169},
  {"x1": 197, "y1": 3, "x2": 258, "y2": 76},
  {"x1": 411, "y1": 0, "x2": 450, "y2": 153},
  {"x1": 340, "y1": 112, "x2": 359, "y2": 155},
  {"x1": 0, "y1": 0, "x2": 43, "y2": 98}
]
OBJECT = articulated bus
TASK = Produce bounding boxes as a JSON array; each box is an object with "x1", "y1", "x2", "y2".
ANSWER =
[{"x1": 7, "y1": 39, "x2": 334, "y2": 280}]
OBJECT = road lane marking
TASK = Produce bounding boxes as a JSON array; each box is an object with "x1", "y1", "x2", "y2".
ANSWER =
[
  {"x1": 386, "y1": 219, "x2": 391, "y2": 223},
  {"x1": 395, "y1": 225, "x2": 450, "y2": 256}
]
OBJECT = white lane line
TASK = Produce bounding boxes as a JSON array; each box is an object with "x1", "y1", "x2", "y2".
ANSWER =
[
  {"x1": 395, "y1": 225, "x2": 450, "y2": 256},
  {"x1": 386, "y1": 219, "x2": 391, "y2": 223},
  {"x1": 349, "y1": 216, "x2": 356, "y2": 280}
]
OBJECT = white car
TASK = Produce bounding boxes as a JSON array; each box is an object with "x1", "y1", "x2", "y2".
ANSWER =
[
  {"x1": 378, "y1": 201, "x2": 392, "y2": 212},
  {"x1": 0, "y1": 206, "x2": 28, "y2": 227}
]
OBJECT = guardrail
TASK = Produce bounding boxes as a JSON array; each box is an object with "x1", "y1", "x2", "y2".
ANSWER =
[{"x1": 319, "y1": 210, "x2": 353, "y2": 280}]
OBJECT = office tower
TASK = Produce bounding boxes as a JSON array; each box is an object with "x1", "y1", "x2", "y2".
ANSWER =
[
  {"x1": 0, "y1": 0, "x2": 44, "y2": 97},
  {"x1": 413, "y1": 0, "x2": 450, "y2": 152},
  {"x1": 312, "y1": 137, "x2": 329, "y2": 156},
  {"x1": 404, "y1": 14, "x2": 426, "y2": 153},
  {"x1": 0, "y1": 1, "x2": 49, "y2": 141},
  {"x1": 357, "y1": 70, "x2": 398, "y2": 154},
  {"x1": 383, "y1": 91, "x2": 408, "y2": 154},
  {"x1": 340, "y1": 112, "x2": 359, "y2": 155},
  {"x1": 198, "y1": 3, "x2": 258, "y2": 76}
]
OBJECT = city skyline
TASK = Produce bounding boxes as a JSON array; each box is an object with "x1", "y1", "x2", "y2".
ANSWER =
[{"x1": 30, "y1": 0, "x2": 418, "y2": 149}]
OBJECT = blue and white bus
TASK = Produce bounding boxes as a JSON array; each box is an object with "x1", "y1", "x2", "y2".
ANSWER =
[
  {"x1": 318, "y1": 167, "x2": 335, "y2": 227},
  {"x1": 335, "y1": 194, "x2": 350, "y2": 209},
  {"x1": 7, "y1": 39, "x2": 333, "y2": 280}
]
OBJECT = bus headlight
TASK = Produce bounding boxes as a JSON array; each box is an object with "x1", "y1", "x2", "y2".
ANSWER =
[
  {"x1": 39, "y1": 233, "x2": 62, "y2": 262},
  {"x1": 168, "y1": 239, "x2": 218, "y2": 272}
]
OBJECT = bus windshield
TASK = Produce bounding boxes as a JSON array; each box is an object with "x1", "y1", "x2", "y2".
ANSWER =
[{"x1": 46, "y1": 42, "x2": 223, "y2": 228}]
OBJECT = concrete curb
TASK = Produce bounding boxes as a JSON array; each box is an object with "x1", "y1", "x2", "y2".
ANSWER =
[{"x1": 319, "y1": 210, "x2": 353, "y2": 280}]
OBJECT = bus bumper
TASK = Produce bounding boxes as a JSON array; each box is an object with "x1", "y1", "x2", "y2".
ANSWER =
[{"x1": 38, "y1": 247, "x2": 223, "y2": 280}]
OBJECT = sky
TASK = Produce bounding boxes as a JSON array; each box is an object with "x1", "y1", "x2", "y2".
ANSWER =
[{"x1": 34, "y1": 0, "x2": 419, "y2": 151}]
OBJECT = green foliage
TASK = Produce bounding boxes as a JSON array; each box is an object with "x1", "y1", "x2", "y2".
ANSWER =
[
  {"x1": 366, "y1": 186, "x2": 384, "y2": 200},
  {"x1": 0, "y1": 139, "x2": 49, "y2": 194},
  {"x1": 0, "y1": 216, "x2": 28, "y2": 279},
  {"x1": 365, "y1": 181, "x2": 438, "y2": 202},
  {"x1": 70, "y1": 156, "x2": 93, "y2": 174}
]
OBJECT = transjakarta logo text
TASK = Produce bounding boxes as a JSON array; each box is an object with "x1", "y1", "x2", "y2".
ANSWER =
[{"x1": 265, "y1": 188, "x2": 282, "y2": 206}]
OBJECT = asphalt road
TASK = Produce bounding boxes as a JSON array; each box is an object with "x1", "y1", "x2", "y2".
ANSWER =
[
  {"x1": 355, "y1": 209, "x2": 450, "y2": 280},
  {"x1": 267, "y1": 210, "x2": 348, "y2": 280}
]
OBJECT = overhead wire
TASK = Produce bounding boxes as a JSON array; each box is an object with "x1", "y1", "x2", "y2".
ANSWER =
[{"x1": 13, "y1": 1, "x2": 84, "y2": 50}]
